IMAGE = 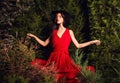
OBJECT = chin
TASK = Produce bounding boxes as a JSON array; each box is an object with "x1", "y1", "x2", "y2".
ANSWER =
[{"x1": 56, "y1": 23, "x2": 61, "y2": 25}]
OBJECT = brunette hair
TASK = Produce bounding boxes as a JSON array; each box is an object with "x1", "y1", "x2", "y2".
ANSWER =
[{"x1": 51, "y1": 10, "x2": 71, "y2": 28}]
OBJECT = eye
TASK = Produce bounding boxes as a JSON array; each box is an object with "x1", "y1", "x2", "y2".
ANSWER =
[{"x1": 59, "y1": 15, "x2": 62, "y2": 18}]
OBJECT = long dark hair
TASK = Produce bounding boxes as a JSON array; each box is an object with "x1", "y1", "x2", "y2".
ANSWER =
[{"x1": 51, "y1": 10, "x2": 71, "y2": 28}]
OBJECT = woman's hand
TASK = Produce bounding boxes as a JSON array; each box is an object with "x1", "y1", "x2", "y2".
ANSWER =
[
  {"x1": 27, "y1": 33, "x2": 35, "y2": 38},
  {"x1": 91, "y1": 40, "x2": 101, "y2": 45}
]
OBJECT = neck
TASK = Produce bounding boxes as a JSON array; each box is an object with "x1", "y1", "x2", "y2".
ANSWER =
[{"x1": 58, "y1": 24, "x2": 66, "y2": 30}]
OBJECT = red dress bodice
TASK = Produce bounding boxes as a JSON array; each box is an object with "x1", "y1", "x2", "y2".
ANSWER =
[{"x1": 51, "y1": 28, "x2": 71, "y2": 52}]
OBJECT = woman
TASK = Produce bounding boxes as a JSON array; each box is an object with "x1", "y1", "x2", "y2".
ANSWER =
[{"x1": 27, "y1": 10, "x2": 101, "y2": 83}]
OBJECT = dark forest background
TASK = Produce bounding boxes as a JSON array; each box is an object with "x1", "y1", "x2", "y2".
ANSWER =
[{"x1": 0, "y1": 0, "x2": 120, "y2": 83}]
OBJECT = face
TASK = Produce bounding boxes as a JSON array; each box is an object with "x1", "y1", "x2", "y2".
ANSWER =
[{"x1": 55, "y1": 13, "x2": 64, "y2": 25}]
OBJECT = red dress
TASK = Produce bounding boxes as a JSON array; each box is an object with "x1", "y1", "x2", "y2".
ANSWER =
[{"x1": 31, "y1": 28, "x2": 82, "y2": 83}]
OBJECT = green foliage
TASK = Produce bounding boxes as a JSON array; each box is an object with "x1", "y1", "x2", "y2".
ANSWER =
[
  {"x1": 14, "y1": 11, "x2": 42, "y2": 38},
  {"x1": 72, "y1": 49, "x2": 88, "y2": 66},
  {"x1": 0, "y1": 38, "x2": 55, "y2": 83},
  {"x1": 87, "y1": 0, "x2": 120, "y2": 82},
  {"x1": 82, "y1": 69, "x2": 102, "y2": 83},
  {"x1": 5, "y1": 75, "x2": 29, "y2": 83},
  {"x1": 43, "y1": 76, "x2": 54, "y2": 83},
  {"x1": 73, "y1": 49, "x2": 102, "y2": 83},
  {"x1": 0, "y1": 37, "x2": 34, "y2": 82}
]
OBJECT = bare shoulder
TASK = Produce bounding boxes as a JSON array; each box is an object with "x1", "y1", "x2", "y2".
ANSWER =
[{"x1": 69, "y1": 29, "x2": 74, "y2": 35}]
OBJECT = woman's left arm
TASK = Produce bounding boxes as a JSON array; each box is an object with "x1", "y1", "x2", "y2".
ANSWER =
[{"x1": 69, "y1": 30, "x2": 101, "y2": 49}]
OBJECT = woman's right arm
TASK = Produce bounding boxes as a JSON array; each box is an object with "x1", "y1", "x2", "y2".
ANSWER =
[{"x1": 27, "y1": 33, "x2": 50, "y2": 47}]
